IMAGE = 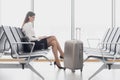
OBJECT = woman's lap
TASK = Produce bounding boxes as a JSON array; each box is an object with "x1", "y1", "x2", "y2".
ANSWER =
[{"x1": 32, "y1": 38, "x2": 48, "y2": 50}]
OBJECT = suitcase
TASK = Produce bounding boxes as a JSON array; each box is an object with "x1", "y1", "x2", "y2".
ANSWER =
[
  {"x1": 64, "y1": 40, "x2": 83, "y2": 72},
  {"x1": 64, "y1": 27, "x2": 83, "y2": 72}
]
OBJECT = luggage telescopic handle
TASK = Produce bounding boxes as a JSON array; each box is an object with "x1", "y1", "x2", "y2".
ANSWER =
[{"x1": 76, "y1": 27, "x2": 81, "y2": 40}]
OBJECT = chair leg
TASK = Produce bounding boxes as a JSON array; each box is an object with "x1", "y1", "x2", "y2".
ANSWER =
[
  {"x1": 28, "y1": 64, "x2": 45, "y2": 80},
  {"x1": 84, "y1": 56, "x2": 90, "y2": 62},
  {"x1": 42, "y1": 55, "x2": 52, "y2": 65},
  {"x1": 88, "y1": 64, "x2": 107, "y2": 80}
]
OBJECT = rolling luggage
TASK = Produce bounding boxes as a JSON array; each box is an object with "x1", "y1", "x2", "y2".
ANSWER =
[{"x1": 64, "y1": 27, "x2": 83, "y2": 72}]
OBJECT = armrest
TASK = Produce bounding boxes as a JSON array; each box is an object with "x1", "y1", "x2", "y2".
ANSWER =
[
  {"x1": 87, "y1": 38, "x2": 100, "y2": 48},
  {"x1": 11, "y1": 42, "x2": 35, "y2": 64},
  {"x1": 100, "y1": 42, "x2": 120, "y2": 64}
]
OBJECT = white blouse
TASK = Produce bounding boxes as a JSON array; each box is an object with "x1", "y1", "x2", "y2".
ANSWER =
[{"x1": 22, "y1": 22, "x2": 39, "y2": 41}]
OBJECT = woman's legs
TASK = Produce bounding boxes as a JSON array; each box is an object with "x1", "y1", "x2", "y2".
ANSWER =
[
  {"x1": 49, "y1": 40, "x2": 61, "y2": 66},
  {"x1": 46, "y1": 36, "x2": 64, "y2": 67},
  {"x1": 47, "y1": 36, "x2": 64, "y2": 57}
]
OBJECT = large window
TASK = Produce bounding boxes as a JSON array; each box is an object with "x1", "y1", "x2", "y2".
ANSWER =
[
  {"x1": 116, "y1": 0, "x2": 120, "y2": 27},
  {"x1": 34, "y1": 0, "x2": 71, "y2": 49},
  {"x1": 76, "y1": 0, "x2": 111, "y2": 47},
  {"x1": 1, "y1": 0, "x2": 31, "y2": 27},
  {"x1": 0, "y1": 0, "x2": 115, "y2": 48}
]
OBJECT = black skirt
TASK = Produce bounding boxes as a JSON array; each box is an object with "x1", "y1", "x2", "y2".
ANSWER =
[{"x1": 31, "y1": 38, "x2": 48, "y2": 50}]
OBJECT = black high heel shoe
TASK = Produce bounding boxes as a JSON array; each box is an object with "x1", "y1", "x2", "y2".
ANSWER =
[
  {"x1": 60, "y1": 56, "x2": 64, "y2": 59},
  {"x1": 54, "y1": 62, "x2": 66, "y2": 70}
]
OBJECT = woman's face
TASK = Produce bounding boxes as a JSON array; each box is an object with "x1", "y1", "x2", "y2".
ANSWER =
[{"x1": 29, "y1": 16, "x2": 35, "y2": 22}]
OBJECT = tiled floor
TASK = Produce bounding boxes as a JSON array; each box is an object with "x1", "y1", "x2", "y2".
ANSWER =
[{"x1": 0, "y1": 61, "x2": 120, "y2": 80}]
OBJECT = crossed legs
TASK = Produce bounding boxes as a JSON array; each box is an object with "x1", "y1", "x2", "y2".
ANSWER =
[{"x1": 46, "y1": 36, "x2": 64, "y2": 67}]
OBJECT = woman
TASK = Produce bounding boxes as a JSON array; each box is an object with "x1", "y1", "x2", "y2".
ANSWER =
[{"x1": 22, "y1": 11, "x2": 65, "y2": 69}]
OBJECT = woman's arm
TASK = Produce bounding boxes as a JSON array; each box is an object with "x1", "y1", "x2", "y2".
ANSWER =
[{"x1": 22, "y1": 22, "x2": 39, "y2": 41}]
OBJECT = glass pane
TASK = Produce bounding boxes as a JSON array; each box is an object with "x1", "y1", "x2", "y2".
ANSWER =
[
  {"x1": 116, "y1": 0, "x2": 120, "y2": 27},
  {"x1": 1, "y1": 0, "x2": 31, "y2": 27},
  {"x1": 34, "y1": 0, "x2": 71, "y2": 49},
  {"x1": 0, "y1": 0, "x2": 1, "y2": 25},
  {"x1": 76, "y1": 0, "x2": 111, "y2": 48}
]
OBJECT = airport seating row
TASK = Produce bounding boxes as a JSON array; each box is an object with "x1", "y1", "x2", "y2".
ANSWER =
[
  {"x1": 84, "y1": 27, "x2": 120, "y2": 80},
  {"x1": 0, "y1": 25, "x2": 51, "y2": 80}
]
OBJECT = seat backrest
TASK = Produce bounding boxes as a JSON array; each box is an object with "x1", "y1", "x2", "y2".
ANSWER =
[
  {"x1": 10, "y1": 27, "x2": 24, "y2": 53},
  {"x1": 0, "y1": 27, "x2": 10, "y2": 53},
  {"x1": 115, "y1": 35, "x2": 120, "y2": 55},
  {"x1": 101, "y1": 28, "x2": 110, "y2": 43},
  {"x1": 15, "y1": 27, "x2": 25, "y2": 38},
  {"x1": 2, "y1": 26, "x2": 18, "y2": 58},
  {"x1": 0, "y1": 33, "x2": 6, "y2": 53},
  {"x1": 106, "y1": 27, "x2": 119, "y2": 51},
  {"x1": 0, "y1": 27, "x2": 4, "y2": 39},
  {"x1": 4, "y1": 39, "x2": 10, "y2": 51},
  {"x1": 15, "y1": 27, "x2": 33, "y2": 52},
  {"x1": 102, "y1": 27, "x2": 114, "y2": 50},
  {"x1": 110, "y1": 27, "x2": 120, "y2": 54},
  {"x1": 104, "y1": 28, "x2": 114, "y2": 42},
  {"x1": 0, "y1": 27, "x2": 5, "y2": 52}
]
